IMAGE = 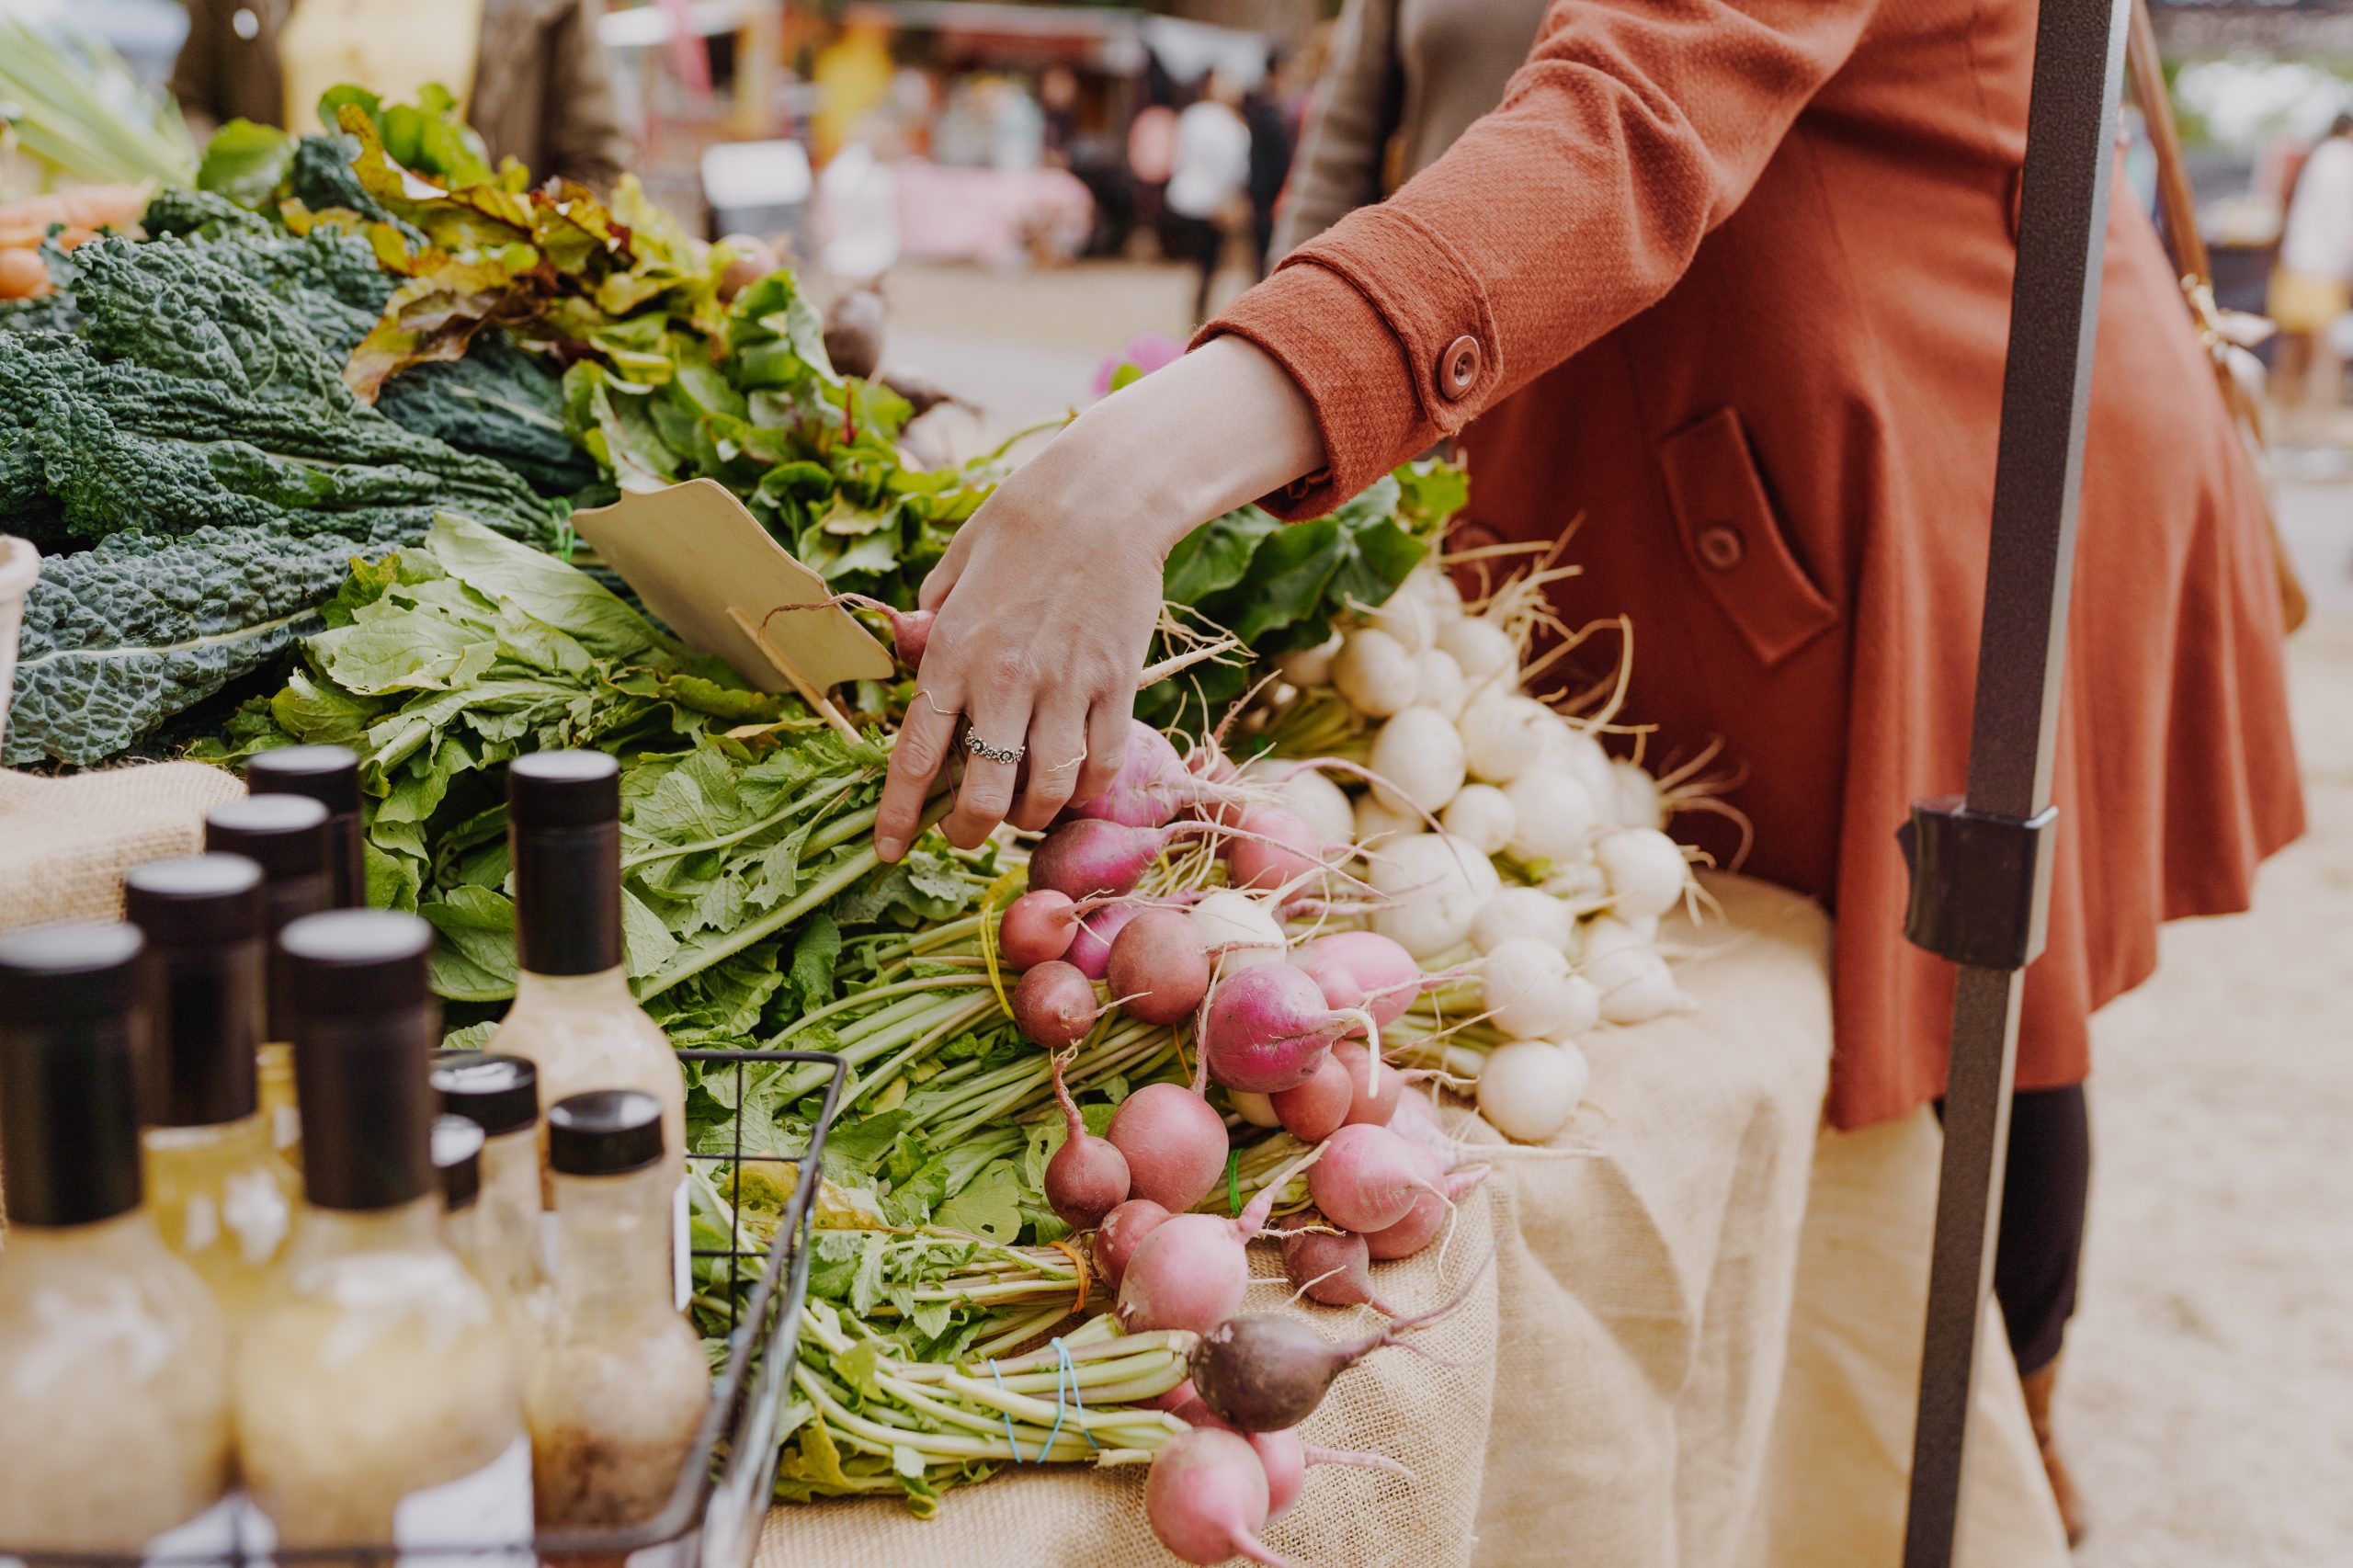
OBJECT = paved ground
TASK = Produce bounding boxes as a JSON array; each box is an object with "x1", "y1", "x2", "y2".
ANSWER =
[{"x1": 865, "y1": 258, "x2": 2353, "y2": 1563}]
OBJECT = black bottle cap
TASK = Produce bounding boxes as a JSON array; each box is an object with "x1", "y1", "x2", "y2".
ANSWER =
[
  {"x1": 509, "y1": 750, "x2": 620, "y2": 829},
  {"x1": 123, "y1": 856, "x2": 267, "y2": 1128},
  {"x1": 431, "y1": 1050, "x2": 540, "y2": 1138},
  {"x1": 247, "y1": 745, "x2": 361, "y2": 813},
  {"x1": 508, "y1": 752, "x2": 622, "y2": 977},
  {"x1": 247, "y1": 746, "x2": 365, "y2": 909},
  {"x1": 432, "y1": 1114, "x2": 485, "y2": 1211},
  {"x1": 548, "y1": 1089, "x2": 665, "y2": 1177},
  {"x1": 207, "y1": 797, "x2": 332, "y2": 1041},
  {"x1": 0, "y1": 923, "x2": 148, "y2": 1226},
  {"x1": 279, "y1": 910, "x2": 438, "y2": 1210},
  {"x1": 207, "y1": 794, "x2": 330, "y2": 886}
]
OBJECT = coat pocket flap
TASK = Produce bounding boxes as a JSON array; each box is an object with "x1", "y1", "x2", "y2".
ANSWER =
[{"x1": 1658, "y1": 406, "x2": 1838, "y2": 668}]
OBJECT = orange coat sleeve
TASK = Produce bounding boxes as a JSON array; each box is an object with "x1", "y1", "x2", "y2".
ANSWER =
[{"x1": 1201, "y1": 0, "x2": 1879, "y2": 517}]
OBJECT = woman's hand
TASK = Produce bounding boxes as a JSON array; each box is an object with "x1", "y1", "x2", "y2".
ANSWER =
[{"x1": 874, "y1": 336, "x2": 1327, "y2": 859}]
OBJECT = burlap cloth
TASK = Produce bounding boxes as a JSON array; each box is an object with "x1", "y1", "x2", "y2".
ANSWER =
[
  {"x1": 0, "y1": 764, "x2": 244, "y2": 933},
  {"x1": 761, "y1": 875, "x2": 2072, "y2": 1567}
]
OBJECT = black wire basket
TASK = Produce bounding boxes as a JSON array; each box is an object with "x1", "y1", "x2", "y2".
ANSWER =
[{"x1": 3, "y1": 1048, "x2": 846, "y2": 1568}]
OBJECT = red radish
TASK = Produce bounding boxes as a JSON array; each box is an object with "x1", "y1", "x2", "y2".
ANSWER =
[
  {"x1": 1117, "y1": 1148, "x2": 1318, "y2": 1333},
  {"x1": 1028, "y1": 817, "x2": 1222, "y2": 901},
  {"x1": 1011, "y1": 961, "x2": 1100, "y2": 1051},
  {"x1": 1268, "y1": 1053, "x2": 1355, "y2": 1144},
  {"x1": 1094, "y1": 1198, "x2": 1171, "y2": 1290},
  {"x1": 1043, "y1": 1057, "x2": 1130, "y2": 1229},
  {"x1": 1200, "y1": 965, "x2": 1381, "y2": 1095},
  {"x1": 1171, "y1": 1403, "x2": 1412, "y2": 1521},
  {"x1": 1065, "y1": 722, "x2": 1195, "y2": 828},
  {"x1": 1294, "y1": 931, "x2": 1429, "y2": 1028},
  {"x1": 1065, "y1": 900, "x2": 1146, "y2": 981},
  {"x1": 1362, "y1": 1164, "x2": 1488, "y2": 1260},
  {"x1": 1188, "y1": 1251, "x2": 1491, "y2": 1432},
  {"x1": 998, "y1": 890, "x2": 1084, "y2": 969},
  {"x1": 1305, "y1": 1122, "x2": 1436, "y2": 1233},
  {"x1": 1279, "y1": 1214, "x2": 1400, "y2": 1315},
  {"x1": 1331, "y1": 1040, "x2": 1441, "y2": 1129},
  {"x1": 767, "y1": 594, "x2": 931, "y2": 668},
  {"x1": 1143, "y1": 1426, "x2": 1297, "y2": 1568},
  {"x1": 1222, "y1": 805, "x2": 1319, "y2": 892},
  {"x1": 1106, "y1": 907, "x2": 1211, "y2": 1025},
  {"x1": 1105, "y1": 1082, "x2": 1231, "y2": 1212}
]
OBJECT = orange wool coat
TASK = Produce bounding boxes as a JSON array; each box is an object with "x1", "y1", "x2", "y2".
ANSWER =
[{"x1": 1206, "y1": 0, "x2": 2304, "y2": 1129}]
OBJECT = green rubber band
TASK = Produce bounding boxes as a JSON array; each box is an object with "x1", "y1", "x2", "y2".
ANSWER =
[{"x1": 1227, "y1": 1149, "x2": 1242, "y2": 1217}]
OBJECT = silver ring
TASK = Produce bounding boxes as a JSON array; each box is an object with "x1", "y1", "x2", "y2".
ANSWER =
[{"x1": 963, "y1": 726, "x2": 1026, "y2": 766}]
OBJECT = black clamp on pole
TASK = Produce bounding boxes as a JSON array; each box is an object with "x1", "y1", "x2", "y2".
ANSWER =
[{"x1": 1898, "y1": 798, "x2": 2059, "y2": 972}]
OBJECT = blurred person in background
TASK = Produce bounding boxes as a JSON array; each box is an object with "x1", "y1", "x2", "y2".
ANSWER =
[
  {"x1": 2268, "y1": 113, "x2": 2353, "y2": 455},
  {"x1": 170, "y1": 0, "x2": 632, "y2": 190},
  {"x1": 1241, "y1": 57, "x2": 1298, "y2": 280},
  {"x1": 1164, "y1": 70, "x2": 1251, "y2": 324},
  {"x1": 871, "y1": 3, "x2": 2309, "y2": 1551}
]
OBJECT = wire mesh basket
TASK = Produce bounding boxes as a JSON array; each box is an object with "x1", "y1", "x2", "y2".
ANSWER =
[{"x1": 2, "y1": 1047, "x2": 846, "y2": 1568}]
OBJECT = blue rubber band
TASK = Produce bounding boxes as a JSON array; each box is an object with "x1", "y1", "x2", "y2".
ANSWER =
[
  {"x1": 1055, "y1": 1335, "x2": 1100, "y2": 1451},
  {"x1": 987, "y1": 1358, "x2": 1027, "y2": 1461}
]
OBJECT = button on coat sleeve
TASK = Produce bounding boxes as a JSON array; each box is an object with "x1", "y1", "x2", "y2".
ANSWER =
[{"x1": 1200, "y1": 0, "x2": 1881, "y2": 517}]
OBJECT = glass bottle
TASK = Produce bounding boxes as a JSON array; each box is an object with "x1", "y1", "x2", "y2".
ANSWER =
[
  {"x1": 233, "y1": 910, "x2": 529, "y2": 1558},
  {"x1": 246, "y1": 744, "x2": 367, "y2": 910},
  {"x1": 434, "y1": 1113, "x2": 489, "y2": 1274},
  {"x1": 207, "y1": 791, "x2": 334, "y2": 1164},
  {"x1": 0, "y1": 923, "x2": 237, "y2": 1554},
  {"x1": 432, "y1": 1050, "x2": 551, "y2": 1323},
  {"x1": 526, "y1": 1090, "x2": 710, "y2": 1533},
  {"x1": 124, "y1": 854, "x2": 301, "y2": 1314},
  {"x1": 483, "y1": 753, "x2": 685, "y2": 1216}
]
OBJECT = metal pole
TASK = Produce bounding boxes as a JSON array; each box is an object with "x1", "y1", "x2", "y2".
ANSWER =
[{"x1": 1899, "y1": 1, "x2": 2131, "y2": 1564}]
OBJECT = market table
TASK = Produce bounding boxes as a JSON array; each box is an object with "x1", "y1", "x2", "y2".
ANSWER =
[{"x1": 763, "y1": 875, "x2": 2074, "y2": 1568}]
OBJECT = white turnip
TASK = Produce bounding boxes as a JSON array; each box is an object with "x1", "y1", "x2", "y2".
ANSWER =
[
  {"x1": 1368, "y1": 706, "x2": 1468, "y2": 815},
  {"x1": 1367, "y1": 588, "x2": 1435, "y2": 656},
  {"x1": 1502, "y1": 768, "x2": 1598, "y2": 864},
  {"x1": 1482, "y1": 937, "x2": 1601, "y2": 1040},
  {"x1": 1609, "y1": 757, "x2": 1667, "y2": 830},
  {"x1": 1332, "y1": 628, "x2": 1417, "y2": 717},
  {"x1": 1597, "y1": 827, "x2": 1688, "y2": 921},
  {"x1": 1352, "y1": 790, "x2": 1421, "y2": 846},
  {"x1": 1275, "y1": 632, "x2": 1341, "y2": 689},
  {"x1": 1188, "y1": 890, "x2": 1288, "y2": 973},
  {"x1": 1242, "y1": 763, "x2": 1353, "y2": 849},
  {"x1": 1370, "y1": 834, "x2": 1496, "y2": 959},
  {"x1": 1438, "y1": 615, "x2": 1515, "y2": 684},
  {"x1": 1044, "y1": 1057, "x2": 1130, "y2": 1228},
  {"x1": 1586, "y1": 946, "x2": 1689, "y2": 1025},
  {"x1": 1440, "y1": 783, "x2": 1517, "y2": 855},
  {"x1": 1106, "y1": 1082, "x2": 1231, "y2": 1212},
  {"x1": 1459, "y1": 692, "x2": 1547, "y2": 784},
  {"x1": 1475, "y1": 1040, "x2": 1590, "y2": 1142},
  {"x1": 1414, "y1": 647, "x2": 1469, "y2": 718},
  {"x1": 1471, "y1": 886, "x2": 1574, "y2": 956}
]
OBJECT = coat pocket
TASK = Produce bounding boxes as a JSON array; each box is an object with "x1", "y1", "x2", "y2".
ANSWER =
[{"x1": 1656, "y1": 406, "x2": 1838, "y2": 668}]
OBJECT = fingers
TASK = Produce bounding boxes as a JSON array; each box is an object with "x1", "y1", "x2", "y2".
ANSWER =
[
  {"x1": 875, "y1": 683, "x2": 961, "y2": 862},
  {"x1": 1074, "y1": 694, "x2": 1134, "y2": 809},
  {"x1": 1010, "y1": 696, "x2": 1090, "y2": 832},
  {"x1": 942, "y1": 683, "x2": 1032, "y2": 850}
]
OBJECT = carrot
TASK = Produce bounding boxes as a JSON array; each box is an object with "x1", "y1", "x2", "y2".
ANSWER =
[
  {"x1": 0, "y1": 247, "x2": 51, "y2": 301},
  {"x1": 0, "y1": 182, "x2": 148, "y2": 244}
]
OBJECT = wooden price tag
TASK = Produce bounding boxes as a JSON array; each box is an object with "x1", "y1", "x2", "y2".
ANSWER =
[{"x1": 569, "y1": 479, "x2": 893, "y2": 740}]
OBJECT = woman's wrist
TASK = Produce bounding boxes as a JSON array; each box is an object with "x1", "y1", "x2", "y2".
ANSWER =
[{"x1": 1048, "y1": 335, "x2": 1327, "y2": 560}]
